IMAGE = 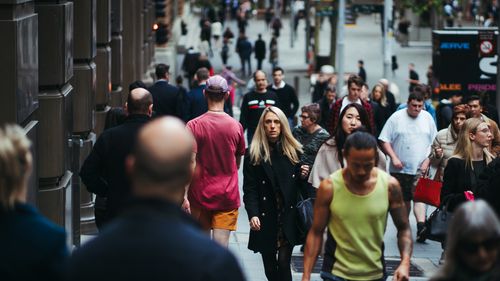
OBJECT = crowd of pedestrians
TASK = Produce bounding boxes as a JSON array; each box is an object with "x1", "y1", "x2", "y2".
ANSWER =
[{"x1": 3, "y1": 20, "x2": 500, "y2": 280}]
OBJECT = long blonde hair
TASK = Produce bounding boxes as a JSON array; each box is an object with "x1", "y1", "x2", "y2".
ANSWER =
[
  {"x1": 249, "y1": 106, "x2": 302, "y2": 165},
  {"x1": 452, "y1": 118, "x2": 493, "y2": 169},
  {"x1": 370, "y1": 83, "x2": 387, "y2": 107},
  {"x1": 0, "y1": 124, "x2": 32, "y2": 209}
]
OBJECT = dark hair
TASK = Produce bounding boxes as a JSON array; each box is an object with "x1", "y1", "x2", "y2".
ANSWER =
[
  {"x1": 412, "y1": 84, "x2": 430, "y2": 99},
  {"x1": 358, "y1": 60, "x2": 364, "y2": 65},
  {"x1": 301, "y1": 103, "x2": 321, "y2": 123},
  {"x1": 127, "y1": 90, "x2": 153, "y2": 114},
  {"x1": 175, "y1": 75, "x2": 183, "y2": 85},
  {"x1": 330, "y1": 103, "x2": 372, "y2": 168},
  {"x1": 204, "y1": 88, "x2": 227, "y2": 102},
  {"x1": 129, "y1": 80, "x2": 147, "y2": 92},
  {"x1": 407, "y1": 91, "x2": 425, "y2": 103},
  {"x1": 155, "y1": 64, "x2": 170, "y2": 79},
  {"x1": 272, "y1": 66, "x2": 284, "y2": 74},
  {"x1": 347, "y1": 75, "x2": 364, "y2": 89},
  {"x1": 196, "y1": 67, "x2": 209, "y2": 81},
  {"x1": 343, "y1": 131, "x2": 379, "y2": 162},
  {"x1": 467, "y1": 95, "x2": 482, "y2": 105}
]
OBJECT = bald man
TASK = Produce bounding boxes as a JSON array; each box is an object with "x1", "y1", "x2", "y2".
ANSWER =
[
  {"x1": 80, "y1": 88, "x2": 153, "y2": 227},
  {"x1": 69, "y1": 117, "x2": 246, "y2": 281}
]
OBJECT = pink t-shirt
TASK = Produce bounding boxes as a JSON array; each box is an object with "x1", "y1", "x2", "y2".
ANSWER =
[{"x1": 187, "y1": 112, "x2": 246, "y2": 210}]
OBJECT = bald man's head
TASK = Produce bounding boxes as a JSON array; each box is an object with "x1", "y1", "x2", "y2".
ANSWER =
[
  {"x1": 126, "y1": 88, "x2": 153, "y2": 115},
  {"x1": 128, "y1": 117, "x2": 194, "y2": 195}
]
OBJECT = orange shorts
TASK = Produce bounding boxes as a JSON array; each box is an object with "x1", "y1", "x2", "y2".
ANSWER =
[{"x1": 190, "y1": 207, "x2": 239, "y2": 231}]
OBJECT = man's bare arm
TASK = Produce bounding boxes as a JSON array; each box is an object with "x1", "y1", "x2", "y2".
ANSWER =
[
  {"x1": 381, "y1": 142, "x2": 403, "y2": 169},
  {"x1": 388, "y1": 177, "x2": 412, "y2": 281},
  {"x1": 302, "y1": 179, "x2": 333, "y2": 281}
]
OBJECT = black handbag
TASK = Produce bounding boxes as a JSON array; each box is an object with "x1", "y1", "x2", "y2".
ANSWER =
[
  {"x1": 425, "y1": 203, "x2": 453, "y2": 242},
  {"x1": 296, "y1": 193, "x2": 314, "y2": 239}
]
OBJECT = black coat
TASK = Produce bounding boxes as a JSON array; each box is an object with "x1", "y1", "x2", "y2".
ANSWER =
[
  {"x1": 254, "y1": 39, "x2": 266, "y2": 59},
  {"x1": 441, "y1": 157, "x2": 488, "y2": 212},
  {"x1": 0, "y1": 203, "x2": 68, "y2": 281},
  {"x1": 67, "y1": 198, "x2": 246, "y2": 281},
  {"x1": 243, "y1": 148, "x2": 301, "y2": 253},
  {"x1": 80, "y1": 114, "x2": 150, "y2": 219},
  {"x1": 148, "y1": 80, "x2": 181, "y2": 117},
  {"x1": 477, "y1": 158, "x2": 500, "y2": 217}
]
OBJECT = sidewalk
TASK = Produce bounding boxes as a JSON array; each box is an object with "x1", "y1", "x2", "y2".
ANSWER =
[{"x1": 169, "y1": 7, "x2": 439, "y2": 281}]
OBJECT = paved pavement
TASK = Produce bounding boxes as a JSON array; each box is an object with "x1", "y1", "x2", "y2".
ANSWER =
[{"x1": 168, "y1": 6, "x2": 441, "y2": 281}]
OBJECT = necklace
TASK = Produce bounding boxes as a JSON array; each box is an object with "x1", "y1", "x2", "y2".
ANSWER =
[{"x1": 208, "y1": 109, "x2": 224, "y2": 112}]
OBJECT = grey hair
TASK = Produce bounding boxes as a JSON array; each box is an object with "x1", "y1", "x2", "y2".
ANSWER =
[{"x1": 431, "y1": 200, "x2": 500, "y2": 280}]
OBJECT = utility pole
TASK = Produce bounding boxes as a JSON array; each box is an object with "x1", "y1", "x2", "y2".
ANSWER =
[
  {"x1": 383, "y1": 0, "x2": 393, "y2": 78},
  {"x1": 337, "y1": 0, "x2": 345, "y2": 91},
  {"x1": 305, "y1": 0, "x2": 310, "y2": 63}
]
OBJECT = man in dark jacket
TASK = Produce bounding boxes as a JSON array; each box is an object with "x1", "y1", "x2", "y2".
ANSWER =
[
  {"x1": 236, "y1": 35, "x2": 252, "y2": 76},
  {"x1": 478, "y1": 158, "x2": 500, "y2": 217},
  {"x1": 316, "y1": 85, "x2": 336, "y2": 129},
  {"x1": 268, "y1": 67, "x2": 299, "y2": 127},
  {"x1": 148, "y1": 64, "x2": 181, "y2": 117},
  {"x1": 70, "y1": 117, "x2": 246, "y2": 281},
  {"x1": 254, "y1": 34, "x2": 266, "y2": 70},
  {"x1": 80, "y1": 88, "x2": 152, "y2": 225},
  {"x1": 240, "y1": 70, "x2": 279, "y2": 144}
]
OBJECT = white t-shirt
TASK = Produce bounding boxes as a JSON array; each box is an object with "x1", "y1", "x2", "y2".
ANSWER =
[
  {"x1": 378, "y1": 109, "x2": 437, "y2": 175},
  {"x1": 339, "y1": 97, "x2": 362, "y2": 114}
]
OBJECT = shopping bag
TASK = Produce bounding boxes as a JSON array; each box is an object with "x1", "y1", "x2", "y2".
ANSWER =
[{"x1": 414, "y1": 176, "x2": 442, "y2": 207}]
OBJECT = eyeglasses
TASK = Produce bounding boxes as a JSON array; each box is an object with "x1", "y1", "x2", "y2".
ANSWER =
[
  {"x1": 299, "y1": 115, "x2": 310, "y2": 119},
  {"x1": 460, "y1": 238, "x2": 500, "y2": 254}
]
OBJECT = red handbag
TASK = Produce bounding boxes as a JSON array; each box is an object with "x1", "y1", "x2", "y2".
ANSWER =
[{"x1": 414, "y1": 175, "x2": 442, "y2": 207}]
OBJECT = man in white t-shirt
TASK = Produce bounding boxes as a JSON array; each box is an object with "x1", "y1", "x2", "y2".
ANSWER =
[{"x1": 379, "y1": 92, "x2": 437, "y2": 243}]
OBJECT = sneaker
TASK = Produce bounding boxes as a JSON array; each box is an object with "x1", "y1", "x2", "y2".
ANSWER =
[
  {"x1": 416, "y1": 222, "x2": 427, "y2": 243},
  {"x1": 439, "y1": 251, "x2": 445, "y2": 265}
]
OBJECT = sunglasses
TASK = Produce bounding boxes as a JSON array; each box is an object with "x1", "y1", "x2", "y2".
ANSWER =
[
  {"x1": 460, "y1": 238, "x2": 500, "y2": 254},
  {"x1": 299, "y1": 115, "x2": 310, "y2": 119}
]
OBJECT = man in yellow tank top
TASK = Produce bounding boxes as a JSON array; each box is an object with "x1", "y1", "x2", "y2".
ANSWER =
[{"x1": 302, "y1": 132, "x2": 413, "y2": 281}]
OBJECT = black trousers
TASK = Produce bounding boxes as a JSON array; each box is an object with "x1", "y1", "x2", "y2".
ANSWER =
[{"x1": 260, "y1": 244, "x2": 294, "y2": 281}]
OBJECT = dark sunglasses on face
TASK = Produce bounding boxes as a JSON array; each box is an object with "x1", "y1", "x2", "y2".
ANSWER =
[
  {"x1": 299, "y1": 115, "x2": 310, "y2": 119},
  {"x1": 460, "y1": 238, "x2": 500, "y2": 254}
]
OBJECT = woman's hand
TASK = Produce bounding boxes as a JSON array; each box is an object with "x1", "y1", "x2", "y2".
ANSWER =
[
  {"x1": 249, "y1": 216, "x2": 261, "y2": 231},
  {"x1": 434, "y1": 146, "x2": 443, "y2": 159},
  {"x1": 300, "y1": 165, "x2": 310, "y2": 179}
]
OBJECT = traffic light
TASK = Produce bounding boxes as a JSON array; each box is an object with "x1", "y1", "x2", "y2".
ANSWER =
[
  {"x1": 155, "y1": 0, "x2": 166, "y2": 18},
  {"x1": 155, "y1": 22, "x2": 168, "y2": 44}
]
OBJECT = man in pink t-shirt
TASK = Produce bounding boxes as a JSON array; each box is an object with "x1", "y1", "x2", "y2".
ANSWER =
[{"x1": 186, "y1": 75, "x2": 246, "y2": 247}]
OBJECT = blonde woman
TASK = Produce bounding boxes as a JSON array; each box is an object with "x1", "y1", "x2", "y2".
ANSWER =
[
  {"x1": 441, "y1": 118, "x2": 494, "y2": 213},
  {"x1": 370, "y1": 83, "x2": 392, "y2": 135},
  {"x1": 0, "y1": 124, "x2": 68, "y2": 280},
  {"x1": 243, "y1": 106, "x2": 303, "y2": 281}
]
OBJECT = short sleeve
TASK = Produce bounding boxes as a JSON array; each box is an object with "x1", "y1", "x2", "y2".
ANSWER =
[{"x1": 378, "y1": 115, "x2": 394, "y2": 143}]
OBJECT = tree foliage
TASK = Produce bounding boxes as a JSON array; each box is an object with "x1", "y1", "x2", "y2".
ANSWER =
[{"x1": 401, "y1": 0, "x2": 444, "y2": 15}]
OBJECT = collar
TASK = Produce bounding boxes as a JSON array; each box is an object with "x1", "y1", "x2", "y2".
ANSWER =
[
  {"x1": 124, "y1": 114, "x2": 151, "y2": 123},
  {"x1": 121, "y1": 197, "x2": 200, "y2": 227},
  {"x1": 156, "y1": 79, "x2": 168, "y2": 83},
  {"x1": 272, "y1": 80, "x2": 286, "y2": 89}
]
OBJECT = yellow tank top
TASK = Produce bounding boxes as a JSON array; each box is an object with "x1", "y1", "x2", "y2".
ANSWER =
[{"x1": 327, "y1": 168, "x2": 389, "y2": 280}]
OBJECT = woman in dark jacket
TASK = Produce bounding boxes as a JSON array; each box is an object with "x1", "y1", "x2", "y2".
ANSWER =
[
  {"x1": 243, "y1": 106, "x2": 303, "y2": 281},
  {"x1": 441, "y1": 118, "x2": 494, "y2": 212},
  {"x1": 0, "y1": 124, "x2": 68, "y2": 281}
]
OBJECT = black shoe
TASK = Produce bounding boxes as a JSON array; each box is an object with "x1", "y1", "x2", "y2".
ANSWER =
[{"x1": 416, "y1": 222, "x2": 427, "y2": 243}]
